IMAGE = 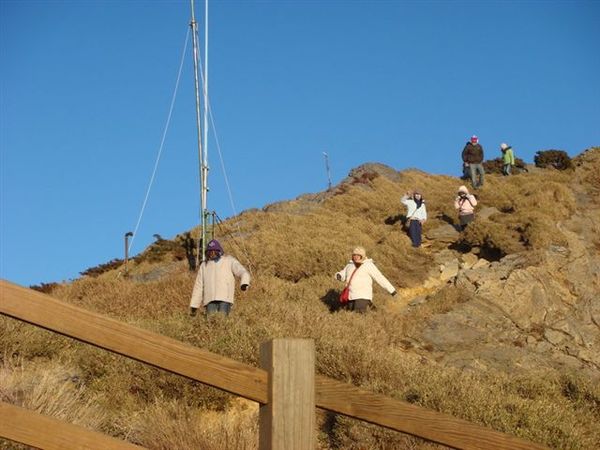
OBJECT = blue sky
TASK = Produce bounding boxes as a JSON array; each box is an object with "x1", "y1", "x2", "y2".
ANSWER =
[{"x1": 1, "y1": 0, "x2": 599, "y2": 287}]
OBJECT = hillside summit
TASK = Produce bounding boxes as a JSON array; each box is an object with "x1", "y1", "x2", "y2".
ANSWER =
[{"x1": 5, "y1": 147, "x2": 600, "y2": 449}]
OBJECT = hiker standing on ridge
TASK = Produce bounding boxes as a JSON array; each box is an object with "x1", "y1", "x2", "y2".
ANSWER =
[
  {"x1": 500, "y1": 142, "x2": 515, "y2": 176},
  {"x1": 189, "y1": 239, "x2": 250, "y2": 317},
  {"x1": 454, "y1": 185, "x2": 478, "y2": 230},
  {"x1": 335, "y1": 246, "x2": 397, "y2": 313},
  {"x1": 462, "y1": 135, "x2": 485, "y2": 189},
  {"x1": 401, "y1": 190, "x2": 427, "y2": 248}
]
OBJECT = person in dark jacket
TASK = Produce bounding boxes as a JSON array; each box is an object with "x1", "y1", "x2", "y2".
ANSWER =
[{"x1": 462, "y1": 135, "x2": 485, "y2": 189}]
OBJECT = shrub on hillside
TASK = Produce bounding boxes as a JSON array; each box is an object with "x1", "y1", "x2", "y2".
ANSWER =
[
  {"x1": 80, "y1": 258, "x2": 124, "y2": 278},
  {"x1": 135, "y1": 237, "x2": 188, "y2": 265},
  {"x1": 460, "y1": 220, "x2": 524, "y2": 259},
  {"x1": 30, "y1": 282, "x2": 60, "y2": 294},
  {"x1": 483, "y1": 157, "x2": 528, "y2": 174},
  {"x1": 534, "y1": 150, "x2": 573, "y2": 170}
]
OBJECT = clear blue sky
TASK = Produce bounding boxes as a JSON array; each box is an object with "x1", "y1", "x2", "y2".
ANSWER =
[{"x1": 1, "y1": 0, "x2": 599, "y2": 287}]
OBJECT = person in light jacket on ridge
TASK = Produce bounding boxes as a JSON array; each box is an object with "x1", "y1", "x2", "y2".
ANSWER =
[
  {"x1": 401, "y1": 190, "x2": 427, "y2": 248},
  {"x1": 190, "y1": 239, "x2": 250, "y2": 317},
  {"x1": 335, "y1": 246, "x2": 396, "y2": 313},
  {"x1": 500, "y1": 142, "x2": 515, "y2": 176},
  {"x1": 454, "y1": 185, "x2": 478, "y2": 231}
]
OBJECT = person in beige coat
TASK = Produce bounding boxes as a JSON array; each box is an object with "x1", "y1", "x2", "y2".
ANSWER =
[
  {"x1": 335, "y1": 246, "x2": 396, "y2": 313},
  {"x1": 190, "y1": 239, "x2": 250, "y2": 317}
]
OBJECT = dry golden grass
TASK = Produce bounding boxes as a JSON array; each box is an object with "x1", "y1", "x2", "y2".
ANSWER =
[
  {"x1": 3, "y1": 276, "x2": 600, "y2": 448},
  {"x1": 128, "y1": 398, "x2": 258, "y2": 450},
  {"x1": 3, "y1": 150, "x2": 600, "y2": 449},
  {"x1": 0, "y1": 357, "x2": 106, "y2": 430}
]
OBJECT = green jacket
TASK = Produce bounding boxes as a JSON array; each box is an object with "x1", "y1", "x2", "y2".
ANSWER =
[{"x1": 502, "y1": 147, "x2": 515, "y2": 165}]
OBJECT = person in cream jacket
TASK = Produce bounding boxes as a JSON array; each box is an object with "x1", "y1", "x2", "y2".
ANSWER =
[
  {"x1": 190, "y1": 239, "x2": 250, "y2": 317},
  {"x1": 335, "y1": 246, "x2": 396, "y2": 313}
]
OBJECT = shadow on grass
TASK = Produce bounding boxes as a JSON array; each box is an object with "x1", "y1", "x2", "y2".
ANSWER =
[
  {"x1": 320, "y1": 288, "x2": 347, "y2": 313},
  {"x1": 384, "y1": 213, "x2": 406, "y2": 226}
]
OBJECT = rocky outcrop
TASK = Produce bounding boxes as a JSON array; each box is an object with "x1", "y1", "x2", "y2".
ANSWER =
[
  {"x1": 426, "y1": 224, "x2": 460, "y2": 243},
  {"x1": 412, "y1": 244, "x2": 600, "y2": 377},
  {"x1": 264, "y1": 162, "x2": 404, "y2": 213},
  {"x1": 404, "y1": 152, "x2": 600, "y2": 378}
]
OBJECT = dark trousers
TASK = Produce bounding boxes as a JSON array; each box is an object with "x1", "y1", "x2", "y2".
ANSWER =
[
  {"x1": 459, "y1": 214, "x2": 475, "y2": 230},
  {"x1": 408, "y1": 219, "x2": 422, "y2": 247},
  {"x1": 206, "y1": 301, "x2": 232, "y2": 316},
  {"x1": 349, "y1": 299, "x2": 371, "y2": 313}
]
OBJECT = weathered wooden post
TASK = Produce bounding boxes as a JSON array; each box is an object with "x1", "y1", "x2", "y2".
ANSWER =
[{"x1": 259, "y1": 339, "x2": 315, "y2": 450}]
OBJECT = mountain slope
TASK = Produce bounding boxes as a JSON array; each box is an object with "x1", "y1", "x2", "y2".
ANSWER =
[{"x1": 3, "y1": 147, "x2": 600, "y2": 449}]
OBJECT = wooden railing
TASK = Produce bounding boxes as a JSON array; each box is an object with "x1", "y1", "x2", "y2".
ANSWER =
[{"x1": 0, "y1": 280, "x2": 547, "y2": 450}]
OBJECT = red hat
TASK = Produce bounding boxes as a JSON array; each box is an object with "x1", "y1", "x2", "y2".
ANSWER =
[{"x1": 470, "y1": 135, "x2": 478, "y2": 144}]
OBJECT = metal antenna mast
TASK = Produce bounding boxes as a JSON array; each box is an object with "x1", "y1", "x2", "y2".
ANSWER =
[
  {"x1": 323, "y1": 152, "x2": 332, "y2": 191},
  {"x1": 202, "y1": 0, "x2": 209, "y2": 220},
  {"x1": 190, "y1": 0, "x2": 208, "y2": 266}
]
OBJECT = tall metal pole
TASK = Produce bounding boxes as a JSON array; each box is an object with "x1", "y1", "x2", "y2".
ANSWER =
[
  {"x1": 323, "y1": 152, "x2": 332, "y2": 191},
  {"x1": 202, "y1": 0, "x2": 209, "y2": 224},
  {"x1": 190, "y1": 0, "x2": 207, "y2": 267},
  {"x1": 124, "y1": 232, "x2": 133, "y2": 272}
]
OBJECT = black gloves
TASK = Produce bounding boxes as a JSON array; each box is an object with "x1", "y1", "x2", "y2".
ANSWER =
[
  {"x1": 190, "y1": 307, "x2": 198, "y2": 317},
  {"x1": 241, "y1": 284, "x2": 249, "y2": 291},
  {"x1": 391, "y1": 290, "x2": 397, "y2": 297}
]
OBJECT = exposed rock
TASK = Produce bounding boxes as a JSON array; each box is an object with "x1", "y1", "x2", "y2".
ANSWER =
[
  {"x1": 343, "y1": 162, "x2": 404, "y2": 184},
  {"x1": 544, "y1": 329, "x2": 567, "y2": 346},
  {"x1": 408, "y1": 296, "x2": 427, "y2": 306},
  {"x1": 440, "y1": 259, "x2": 459, "y2": 281},
  {"x1": 434, "y1": 249, "x2": 459, "y2": 265},
  {"x1": 413, "y1": 209, "x2": 600, "y2": 376},
  {"x1": 471, "y1": 258, "x2": 490, "y2": 270},
  {"x1": 264, "y1": 163, "x2": 403, "y2": 213},
  {"x1": 460, "y1": 253, "x2": 479, "y2": 270},
  {"x1": 426, "y1": 224, "x2": 460, "y2": 243},
  {"x1": 477, "y1": 206, "x2": 500, "y2": 220}
]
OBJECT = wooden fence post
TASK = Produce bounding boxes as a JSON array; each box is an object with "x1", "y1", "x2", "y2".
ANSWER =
[{"x1": 259, "y1": 339, "x2": 315, "y2": 450}]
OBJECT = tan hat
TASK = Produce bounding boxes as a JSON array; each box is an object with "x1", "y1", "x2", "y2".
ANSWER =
[
  {"x1": 352, "y1": 246, "x2": 366, "y2": 261},
  {"x1": 458, "y1": 185, "x2": 469, "y2": 194}
]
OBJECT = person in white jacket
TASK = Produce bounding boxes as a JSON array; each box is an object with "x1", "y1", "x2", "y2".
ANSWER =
[
  {"x1": 335, "y1": 246, "x2": 396, "y2": 313},
  {"x1": 190, "y1": 239, "x2": 250, "y2": 317},
  {"x1": 401, "y1": 190, "x2": 427, "y2": 248}
]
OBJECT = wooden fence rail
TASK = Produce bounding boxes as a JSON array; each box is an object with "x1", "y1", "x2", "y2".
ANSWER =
[
  {"x1": 0, "y1": 402, "x2": 145, "y2": 450},
  {"x1": 0, "y1": 280, "x2": 547, "y2": 450}
]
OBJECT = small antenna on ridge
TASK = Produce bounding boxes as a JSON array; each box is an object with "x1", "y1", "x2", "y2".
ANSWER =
[{"x1": 323, "y1": 152, "x2": 332, "y2": 191}]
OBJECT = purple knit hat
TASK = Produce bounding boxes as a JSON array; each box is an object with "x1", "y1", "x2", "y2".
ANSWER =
[{"x1": 206, "y1": 239, "x2": 224, "y2": 255}]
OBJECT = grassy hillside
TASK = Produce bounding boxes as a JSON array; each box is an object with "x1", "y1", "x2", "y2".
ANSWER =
[{"x1": 2, "y1": 148, "x2": 600, "y2": 449}]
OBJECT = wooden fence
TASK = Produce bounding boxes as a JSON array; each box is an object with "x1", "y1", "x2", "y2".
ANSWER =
[{"x1": 0, "y1": 280, "x2": 547, "y2": 450}]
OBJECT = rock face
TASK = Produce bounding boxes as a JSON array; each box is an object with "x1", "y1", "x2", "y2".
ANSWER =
[
  {"x1": 415, "y1": 242, "x2": 600, "y2": 376},
  {"x1": 477, "y1": 206, "x2": 500, "y2": 220},
  {"x1": 264, "y1": 162, "x2": 404, "y2": 213},
  {"x1": 426, "y1": 224, "x2": 460, "y2": 243},
  {"x1": 407, "y1": 151, "x2": 600, "y2": 378}
]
